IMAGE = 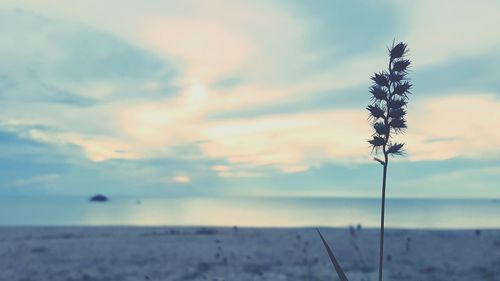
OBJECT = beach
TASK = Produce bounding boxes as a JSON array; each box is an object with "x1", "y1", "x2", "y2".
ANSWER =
[{"x1": 1, "y1": 227, "x2": 499, "y2": 281}]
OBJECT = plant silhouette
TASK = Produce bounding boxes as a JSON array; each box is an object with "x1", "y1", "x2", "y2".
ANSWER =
[
  {"x1": 318, "y1": 41, "x2": 412, "y2": 281},
  {"x1": 368, "y1": 41, "x2": 412, "y2": 281}
]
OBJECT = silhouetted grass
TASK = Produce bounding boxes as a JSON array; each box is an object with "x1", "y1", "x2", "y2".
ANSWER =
[
  {"x1": 369, "y1": 41, "x2": 412, "y2": 281},
  {"x1": 317, "y1": 229, "x2": 349, "y2": 281},
  {"x1": 318, "y1": 41, "x2": 412, "y2": 281}
]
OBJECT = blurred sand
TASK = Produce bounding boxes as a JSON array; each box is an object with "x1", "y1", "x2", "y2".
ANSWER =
[{"x1": 1, "y1": 227, "x2": 499, "y2": 281}]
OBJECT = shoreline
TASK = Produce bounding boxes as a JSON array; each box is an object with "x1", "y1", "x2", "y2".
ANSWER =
[
  {"x1": 1, "y1": 226, "x2": 499, "y2": 281},
  {"x1": 1, "y1": 225, "x2": 499, "y2": 230}
]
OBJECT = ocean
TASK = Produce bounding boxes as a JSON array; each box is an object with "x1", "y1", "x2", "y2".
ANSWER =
[{"x1": 1, "y1": 196, "x2": 499, "y2": 229}]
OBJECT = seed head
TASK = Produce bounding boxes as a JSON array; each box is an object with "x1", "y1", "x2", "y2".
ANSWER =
[
  {"x1": 393, "y1": 82, "x2": 412, "y2": 97},
  {"x1": 370, "y1": 86, "x2": 388, "y2": 102},
  {"x1": 368, "y1": 136, "x2": 386, "y2": 152},
  {"x1": 392, "y1": 59, "x2": 411, "y2": 73},
  {"x1": 388, "y1": 99, "x2": 407, "y2": 109},
  {"x1": 389, "y1": 73, "x2": 406, "y2": 83},
  {"x1": 371, "y1": 72, "x2": 389, "y2": 88},
  {"x1": 389, "y1": 118, "x2": 407, "y2": 132},
  {"x1": 387, "y1": 143, "x2": 405, "y2": 155},
  {"x1": 367, "y1": 105, "x2": 385, "y2": 119},
  {"x1": 373, "y1": 122, "x2": 389, "y2": 136},
  {"x1": 389, "y1": 108, "x2": 406, "y2": 119},
  {"x1": 368, "y1": 41, "x2": 411, "y2": 157},
  {"x1": 390, "y1": 42, "x2": 408, "y2": 61}
]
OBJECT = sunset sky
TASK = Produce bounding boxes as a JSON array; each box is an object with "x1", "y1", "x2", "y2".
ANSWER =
[{"x1": 0, "y1": 1, "x2": 499, "y2": 198}]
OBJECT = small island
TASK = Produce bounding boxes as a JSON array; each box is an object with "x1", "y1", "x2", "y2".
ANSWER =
[{"x1": 89, "y1": 194, "x2": 109, "y2": 202}]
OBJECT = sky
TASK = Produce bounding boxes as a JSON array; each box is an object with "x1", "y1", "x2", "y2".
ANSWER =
[{"x1": 0, "y1": 0, "x2": 499, "y2": 199}]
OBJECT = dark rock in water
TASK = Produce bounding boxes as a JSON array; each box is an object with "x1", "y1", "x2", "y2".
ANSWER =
[{"x1": 89, "y1": 194, "x2": 109, "y2": 202}]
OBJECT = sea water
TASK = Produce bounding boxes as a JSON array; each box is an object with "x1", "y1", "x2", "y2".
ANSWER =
[{"x1": 0, "y1": 196, "x2": 499, "y2": 228}]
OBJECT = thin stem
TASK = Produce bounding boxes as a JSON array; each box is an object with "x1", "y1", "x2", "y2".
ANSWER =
[{"x1": 378, "y1": 161, "x2": 388, "y2": 281}]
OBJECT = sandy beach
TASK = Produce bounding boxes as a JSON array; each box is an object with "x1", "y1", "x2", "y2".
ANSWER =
[{"x1": 1, "y1": 227, "x2": 499, "y2": 281}]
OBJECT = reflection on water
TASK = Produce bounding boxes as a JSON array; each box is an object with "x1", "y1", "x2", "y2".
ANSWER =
[{"x1": 0, "y1": 196, "x2": 499, "y2": 228}]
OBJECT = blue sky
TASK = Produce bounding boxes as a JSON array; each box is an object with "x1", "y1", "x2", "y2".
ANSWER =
[{"x1": 0, "y1": 1, "x2": 499, "y2": 198}]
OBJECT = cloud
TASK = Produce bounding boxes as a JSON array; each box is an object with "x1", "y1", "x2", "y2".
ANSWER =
[
  {"x1": 14, "y1": 173, "x2": 60, "y2": 187},
  {"x1": 1, "y1": 0, "x2": 500, "y2": 201},
  {"x1": 202, "y1": 110, "x2": 369, "y2": 171},
  {"x1": 406, "y1": 0, "x2": 500, "y2": 67},
  {"x1": 172, "y1": 175, "x2": 191, "y2": 184},
  {"x1": 396, "y1": 165, "x2": 500, "y2": 198},
  {"x1": 203, "y1": 92, "x2": 500, "y2": 170},
  {"x1": 60, "y1": 134, "x2": 139, "y2": 162},
  {"x1": 0, "y1": 9, "x2": 181, "y2": 162},
  {"x1": 0, "y1": 9, "x2": 177, "y2": 107},
  {"x1": 141, "y1": 19, "x2": 255, "y2": 82},
  {"x1": 211, "y1": 165, "x2": 230, "y2": 172},
  {"x1": 209, "y1": 165, "x2": 263, "y2": 178},
  {"x1": 407, "y1": 94, "x2": 500, "y2": 161},
  {"x1": 13, "y1": 83, "x2": 500, "y2": 174}
]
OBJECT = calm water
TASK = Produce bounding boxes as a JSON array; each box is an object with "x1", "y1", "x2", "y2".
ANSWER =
[{"x1": 0, "y1": 196, "x2": 499, "y2": 229}]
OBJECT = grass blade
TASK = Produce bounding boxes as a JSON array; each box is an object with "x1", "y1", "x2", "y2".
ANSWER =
[{"x1": 317, "y1": 228, "x2": 349, "y2": 281}]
